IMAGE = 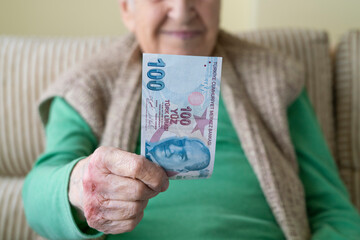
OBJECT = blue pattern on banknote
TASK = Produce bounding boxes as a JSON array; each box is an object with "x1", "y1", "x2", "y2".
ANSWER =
[{"x1": 141, "y1": 53, "x2": 222, "y2": 179}]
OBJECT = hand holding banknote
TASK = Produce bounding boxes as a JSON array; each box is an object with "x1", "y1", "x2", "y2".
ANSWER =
[
  {"x1": 67, "y1": 53, "x2": 221, "y2": 235},
  {"x1": 68, "y1": 146, "x2": 169, "y2": 234}
]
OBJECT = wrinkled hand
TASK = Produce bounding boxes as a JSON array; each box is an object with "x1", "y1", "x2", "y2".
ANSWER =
[{"x1": 68, "y1": 146, "x2": 169, "y2": 234}]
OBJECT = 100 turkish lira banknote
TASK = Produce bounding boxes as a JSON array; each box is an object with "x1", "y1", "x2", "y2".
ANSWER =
[{"x1": 141, "y1": 53, "x2": 222, "y2": 180}]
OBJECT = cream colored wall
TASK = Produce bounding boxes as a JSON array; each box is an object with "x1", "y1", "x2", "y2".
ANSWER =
[
  {"x1": 0, "y1": 0, "x2": 127, "y2": 36},
  {"x1": 253, "y1": 0, "x2": 360, "y2": 44},
  {"x1": 221, "y1": 0, "x2": 256, "y2": 32},
  {"x1": 0, "y1": 0, "x2": 359, "y2": 43}
]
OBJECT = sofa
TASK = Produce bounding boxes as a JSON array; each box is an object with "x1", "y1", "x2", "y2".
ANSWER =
[{"x1": 0, "y1": 29, "x2": 359, "y2": 239}]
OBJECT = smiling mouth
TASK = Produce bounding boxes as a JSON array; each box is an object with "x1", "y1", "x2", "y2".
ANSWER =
[{"x1": 161, "y1": 30, "x2": 203, "y2": 40}]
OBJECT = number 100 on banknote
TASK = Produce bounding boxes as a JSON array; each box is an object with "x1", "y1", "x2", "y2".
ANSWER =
[{"x1": 141, "y1": 53, "x2": 222, "y2": 180}]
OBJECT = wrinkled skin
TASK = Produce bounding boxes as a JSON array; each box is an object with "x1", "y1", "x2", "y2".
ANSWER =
[
  {"x1": 121, "y1": 0, "x2": 221, "y2": 56},
  {"x1": 69, "y1": 147, "x2": 169, "y2": 234}
]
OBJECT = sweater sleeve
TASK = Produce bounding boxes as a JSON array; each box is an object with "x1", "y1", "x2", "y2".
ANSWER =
[
  {"x1": 22, "y1": 97, "x2": 103, "y2": 240},
  {"x1": 287, "y1": 89, "x2": 360, "y2": 239}
]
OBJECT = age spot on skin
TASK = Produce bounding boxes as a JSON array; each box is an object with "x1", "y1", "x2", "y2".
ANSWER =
[{"x1": 91, "y1": 183, "x2": 96, "y2": 192}]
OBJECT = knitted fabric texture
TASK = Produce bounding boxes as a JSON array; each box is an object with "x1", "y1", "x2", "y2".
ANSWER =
[{"x1": 39, "y1": 30, "x2": 311, "y2": 239}]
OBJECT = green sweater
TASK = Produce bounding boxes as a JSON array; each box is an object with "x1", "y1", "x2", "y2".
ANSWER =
[{"x1": 23, "y1": 90, "x2": 360, "y2": 239}]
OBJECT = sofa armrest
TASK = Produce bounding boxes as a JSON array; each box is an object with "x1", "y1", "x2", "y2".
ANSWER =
[{"x1": 0, "y1": 177, "x2": 41, "y2": 240}]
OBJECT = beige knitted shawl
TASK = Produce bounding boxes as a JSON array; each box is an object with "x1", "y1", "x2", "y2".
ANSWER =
[{"x1": 39, "y1": 31, "x2": 311, "y2": 239}]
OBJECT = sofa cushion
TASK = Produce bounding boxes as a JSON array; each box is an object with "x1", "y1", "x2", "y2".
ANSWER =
[
  {"x1": 238, "y1": 29, "x2": 335, "y2": 157},
  {"x1": 0, "y1": 177, "x2": 36, "y2": 239},
  {"x1": 0, "y1": 37, "x2": 115, "y2": 176},
  {"x1": 335, "y1": 30, "x2": 360, "y2": 210}
]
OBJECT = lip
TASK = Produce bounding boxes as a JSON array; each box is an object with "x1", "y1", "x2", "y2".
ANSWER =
[{"x1": 161, "y1": 30, "x2": 203, "y2": 40}]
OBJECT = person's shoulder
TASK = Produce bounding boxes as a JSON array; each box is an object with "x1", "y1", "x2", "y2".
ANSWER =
[
  {"x1": 63, "y1": 33, "x2": 136, "y2": 84},
  {"x1": 38, "y1": 34, "x2": 139, "y2": 128},
  {"x1": 219, "y1": 30, "x2": 305, "y2": 104},
  {"x1": 75, "y1": 33, "x2": 137, "y2": 76},
  {"x1": 219, "y1": 30, "x2": 302, "y2": 72},
  {"x1": 43, "y1": 34, "x2": 138, "y2": 97}
]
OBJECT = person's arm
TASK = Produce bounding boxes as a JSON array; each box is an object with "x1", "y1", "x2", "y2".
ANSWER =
[
  {"x1": 23, "y1": 97, "x2": 169, "y2": 239},
  {"x1": 287, "y1": 89, "x2": 360, "y2": 239},
  {"x1": 23, "y1": 97, "x2": 103, "y2": 239}
]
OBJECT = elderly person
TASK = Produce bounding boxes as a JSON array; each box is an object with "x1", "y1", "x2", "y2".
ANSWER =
[{"x1": 23, "y1": 0, "x2": 360, "y2": 239}]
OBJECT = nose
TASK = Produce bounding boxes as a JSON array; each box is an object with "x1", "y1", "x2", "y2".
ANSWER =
[{"x1": 168, "y1": 0, "x2": 196, "y2": 24}]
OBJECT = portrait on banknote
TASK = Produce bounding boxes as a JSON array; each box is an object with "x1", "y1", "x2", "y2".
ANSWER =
[{"x1": 145, "y1": 136, "x2": 210, "y2": 174}]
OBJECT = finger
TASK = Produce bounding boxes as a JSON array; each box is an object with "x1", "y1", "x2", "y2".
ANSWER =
[
  {"x1": 94, "y1": 212, "x2": 145, "y2": 234},
  {"x1": 99, "y1": 200, "x2": 148, "y2": 221},
  {"x1": 101, "y1": 175, "x2": 160, "y2": 201},
  {"x1": 100, "y1": 147, "x2": 169, "y2": 192}
]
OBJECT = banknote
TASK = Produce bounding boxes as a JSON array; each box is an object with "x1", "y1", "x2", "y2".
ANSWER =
[{"x1": 141, "y1": 53, "x2": 222, "y2": 180}]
